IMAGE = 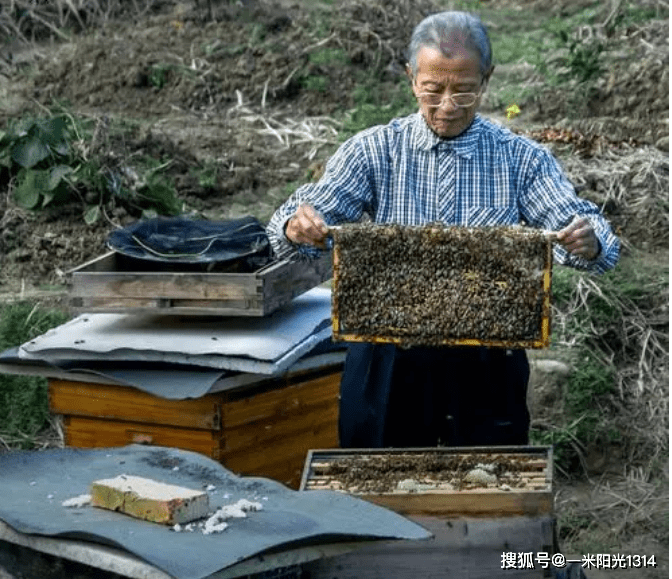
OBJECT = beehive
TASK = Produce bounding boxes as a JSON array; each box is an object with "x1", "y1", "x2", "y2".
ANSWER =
[
  {"x1": 331, "y1": 223, "x2": 553, "y2": 348},
  {"x1": 48, "y1": 363, "x2": 342, "y2": 490},
  {"x1": 300, "y1": 447, "x2": 554, "y2": 517}
]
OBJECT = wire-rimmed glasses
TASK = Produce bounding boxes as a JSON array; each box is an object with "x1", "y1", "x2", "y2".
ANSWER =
[{"x1": 416, "y1": 89, "x2": 483, "y2": 108}]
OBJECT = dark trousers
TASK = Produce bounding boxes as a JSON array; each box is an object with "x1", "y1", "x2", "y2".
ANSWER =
[{"x1": 338, "y1": 343, "x2": 530, "y2": 448}]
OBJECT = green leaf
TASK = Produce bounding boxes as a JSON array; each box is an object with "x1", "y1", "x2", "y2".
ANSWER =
[
  {"x1": 14, "y1": 171, "x2": 43, "y2": 209},
  {"x1": 41, "y1": 191, "x2": 55, "y2": 207},
  {"x1": 11, "y1": 136, "x2": 50, "y2": 168},
  {"x1": 52, "y1": 141, "x2": 69, "y2": 156},
  {"x1": 141, "y1": 208, "x2": 158, "y2": 219},
  {"x1": 0, "y1": 150, "x2": 11, "y2": 169},
  {"x1": 47, "y1": 165, "x2": 73, "y2": 190},
  {"x1": 83, "y1": 205, "x2": 101, "y2": 225},
  {"x1": 36, "y1": 116, "x2": 67, "y2": 146}
]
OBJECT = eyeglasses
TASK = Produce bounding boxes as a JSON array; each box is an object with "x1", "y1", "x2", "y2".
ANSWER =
[{"x1": 416, "y1": 89, "x2": 482, "y2": 108}]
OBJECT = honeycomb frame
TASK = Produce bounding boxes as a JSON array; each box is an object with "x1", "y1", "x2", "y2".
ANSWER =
[{"x1": 331, "y1": 223, "x2": 553, "y2": 348}]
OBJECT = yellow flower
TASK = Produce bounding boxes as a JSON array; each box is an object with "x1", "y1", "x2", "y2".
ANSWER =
[{"x1": 506, "y1": 104, "x2": 521, "y2": 120}]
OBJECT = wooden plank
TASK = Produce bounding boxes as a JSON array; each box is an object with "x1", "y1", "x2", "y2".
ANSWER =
[
  {"x1": 222, "y1": 398, "x2": 339, "y2": 453},
  {"x1": 49, "y1": 380, "x2": 221, "y2": 431},
  {"x1": 63, "y1": 416, "x2": 219, "y2": 459},
  {"x1": 71, "y1": 271, "x2": 260, "y2": 300},
  {"x1": 358, "y1": 490, "x2": 554, "y2": 517},
  {"x1": 221, "y1": 373, "x2": 341, "y2": 429},
  {"x1": 260, "y1": 254, "x2": 333, "y2": 302},
  {"x1": 70, "y1": 298, "x2": 265, "y2": 316},
  {"x1": 223, "y1": 420, "x2": 339, "y2": 489}
]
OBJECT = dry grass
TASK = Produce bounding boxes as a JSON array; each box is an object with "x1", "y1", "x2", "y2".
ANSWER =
[
  {"x1": 0, "y1": 0, "x2": 157, "y2": 44},
  {"x1": 553, "y1": 255, "x2": 669, "y2": 470},
  {"x1": 223, "y1": 90, "x2": 341, "y2": 162}
]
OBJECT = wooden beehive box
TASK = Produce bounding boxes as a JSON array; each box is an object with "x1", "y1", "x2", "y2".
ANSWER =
[
  {"x1": 331, "y1": 224, "x2": 553, "y2": 348},
  {"x1": 300, "y1": 447, "x2": 554, "y2": 517},
  {"x1": 68, "y1": 251, "x2": 332, "y2": 316},
  {"x1": 48, "y1": 364, "x2": 342, "y2": 489}
]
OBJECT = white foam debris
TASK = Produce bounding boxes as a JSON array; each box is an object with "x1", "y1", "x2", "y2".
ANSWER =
[
  {"x1": 464, "y1": 468, "x2": 498, "y2": 485},
  {"x1": 62, "y1": 494, "x2": 92, "y2": 508},
  {"x1": 475, "y1": 463, "x2": 497, "y2": 473},
  {"x1": 202, "y1": 499, "x2": 263, "y2": 535},
  {"x1": 206, "y1": 484, "x2": 216, "y2": 491},
  {"x1": 172, "y1": 523, "x2": 182, "y2": 532}
]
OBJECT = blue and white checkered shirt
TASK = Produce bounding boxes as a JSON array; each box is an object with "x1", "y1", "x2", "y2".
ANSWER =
[{"x1": 267, "y1": 113, "x2": 620, "y2": 273}]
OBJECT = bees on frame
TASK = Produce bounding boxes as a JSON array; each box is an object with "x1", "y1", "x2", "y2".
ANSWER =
[{"x1": 331, "y1": 223, "x2": 553, "y2": 348}]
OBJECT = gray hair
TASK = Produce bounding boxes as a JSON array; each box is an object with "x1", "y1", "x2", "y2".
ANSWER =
[{"x1": 408, "y1": 11, "x2": 492, "y2": 78}]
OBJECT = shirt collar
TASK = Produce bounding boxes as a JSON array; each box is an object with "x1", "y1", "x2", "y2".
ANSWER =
[{"x1": 411, "y1": 112, "x2": 482, "y2": 159}]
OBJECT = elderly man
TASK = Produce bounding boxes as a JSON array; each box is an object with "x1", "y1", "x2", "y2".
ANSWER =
[{"x1": 267, "y1": 11, "x2": 620, "y2": 449}]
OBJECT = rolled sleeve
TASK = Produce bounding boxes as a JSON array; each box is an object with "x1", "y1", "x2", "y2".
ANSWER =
[
  {"x1": 266, "y1": 136, "x2": 374, "y2": 259},
  {"x1": 520, "y1": 149, "x2": 620, "y2": 274}
]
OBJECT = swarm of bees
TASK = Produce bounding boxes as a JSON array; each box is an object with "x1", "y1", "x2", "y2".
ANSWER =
[{"x1": 331, "y1": 223, "x2": 552, "y2": 348}]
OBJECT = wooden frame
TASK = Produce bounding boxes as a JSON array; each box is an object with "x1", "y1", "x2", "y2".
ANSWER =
[
  {"x1": 331, "y1": 225, "x2": 553, "y2": 349},
  {"x1": 68, "y1": 252, "x2": 332, "y2": 316},
  {"x1": 300, "y1": 447, "x2": 554, "y2": 517}
]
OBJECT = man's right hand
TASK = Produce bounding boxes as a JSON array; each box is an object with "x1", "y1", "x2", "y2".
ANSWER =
[{"x1": 285, "y1": 204, "x2": 330, "y2": 248}]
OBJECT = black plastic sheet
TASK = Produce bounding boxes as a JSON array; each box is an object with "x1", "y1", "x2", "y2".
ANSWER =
[{"x1": 0, "y1": 446, "x2": 430, "y2": 579}]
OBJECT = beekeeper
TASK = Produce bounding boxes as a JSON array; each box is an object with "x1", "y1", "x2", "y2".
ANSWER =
[{"x1": 266, "y1": 11, "x2": 620, "y2": 448}]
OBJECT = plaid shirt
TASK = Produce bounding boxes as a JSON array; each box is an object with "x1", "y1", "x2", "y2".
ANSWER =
[{"x1": 267, "y1": 113, "x2": 620, "y2": 273}]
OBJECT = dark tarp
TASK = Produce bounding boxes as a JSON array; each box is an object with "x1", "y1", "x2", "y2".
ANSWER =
[
  {"x1": 0, "y1": 446, "x2": 430, "y2": 579},
  {"x1": 107, "y1": 216, "x2": 271, "y2": 266}
]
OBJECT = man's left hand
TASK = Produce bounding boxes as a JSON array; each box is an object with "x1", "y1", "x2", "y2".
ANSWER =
[{"x1": 555, "y1": 216, "x2": 599, "y2": 260}]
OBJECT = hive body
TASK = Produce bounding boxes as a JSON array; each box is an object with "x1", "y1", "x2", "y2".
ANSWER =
[
  {"x1": 90, "y1": 475, "x2": 210, "y2": 525},
  {"x1": 332, "y1": 223, "x2": 552, "y2": 348}
]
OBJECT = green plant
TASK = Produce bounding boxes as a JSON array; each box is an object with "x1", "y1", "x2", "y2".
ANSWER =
[
  {"x1": 191, "y1": 161, "x2": 219, "y2": 189},
  {"x1": 564, "y1": 37, "x2": 604, "y2": 84},
  {"x1": 340, "y1": 74, "x2": 416, "y2": 139},
  {"x1": 0, "y1": 301, "x2": 69, "y2": 448},
  {"x1": 308, "y1": 47, "x2": 348, "y2": 66},
  {"x1": 0, "y1": 111, "x2": 184, "y2": 223},
  {"x1": 0, "y1": 115, "x2": 78, "y2": 210},
  {"x1": 301, "y1": 74, "x2": 328, "y2": 92},
  {"x1": 548, "y1": 254, "x2": 669, "y2": 476},
  {"x1": 149, "y1": 64, "x2": 171, "y2": 89}
]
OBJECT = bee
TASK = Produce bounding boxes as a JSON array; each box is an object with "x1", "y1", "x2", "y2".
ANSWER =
[{"x1": 332, "y1": 223, "x2": 552, "y2": 348}]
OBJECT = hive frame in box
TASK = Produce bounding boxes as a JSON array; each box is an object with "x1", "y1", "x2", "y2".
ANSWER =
[
  {"x1": 331, "y1": 224, "x2": 553, "y2": 349},
  {"x1": 300, "y1": 446, "x2": 554, "y2": 518}
]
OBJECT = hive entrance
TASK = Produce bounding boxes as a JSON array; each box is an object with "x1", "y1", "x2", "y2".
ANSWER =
[{"x1": 332, "y1": 224, "x2": 552, "y2": 348}]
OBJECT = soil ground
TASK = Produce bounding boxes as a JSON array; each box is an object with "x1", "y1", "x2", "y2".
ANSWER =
[{"x1": 0, "y1": 0, "x2": 668, "y2": 577}]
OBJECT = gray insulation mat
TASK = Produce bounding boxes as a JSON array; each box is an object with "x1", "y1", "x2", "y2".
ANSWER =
[
  {"x1": 18, "y1": 287, "x2": 333, "y2": 375},
  {"x1": 0, "y1": 446, "x2": 431, "y2": 579},
  {"x1": 0, "y1": 344, "x2": 346, "y2": 400}
]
